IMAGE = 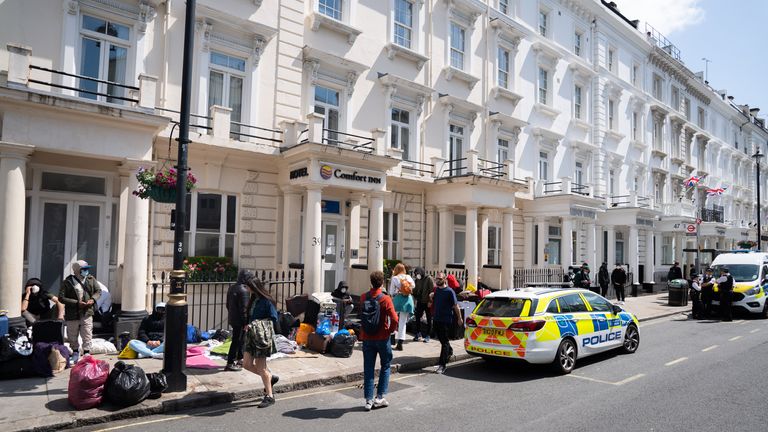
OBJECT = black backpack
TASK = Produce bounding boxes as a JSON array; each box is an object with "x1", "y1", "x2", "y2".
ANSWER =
[{"x1": 360, "y1": 294, "x2": 384, "y2": 335}]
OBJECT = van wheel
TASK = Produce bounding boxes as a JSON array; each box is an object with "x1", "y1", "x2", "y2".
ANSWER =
[
  {"x1": 553, "y1": 339, "x2": 577, "y2": 374},
  {"x1": 622, "y1": 325, "x2": 640, "y2": 354},
  {"x1": 761, "y1": 302, "x2": 768, "y2": 319}
]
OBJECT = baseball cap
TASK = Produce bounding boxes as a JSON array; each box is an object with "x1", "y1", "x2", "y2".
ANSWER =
[{"x1": 72, "y1": 260, "x2": 92, "y2": 273}]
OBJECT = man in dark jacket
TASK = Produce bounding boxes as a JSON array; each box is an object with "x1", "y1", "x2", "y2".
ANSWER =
[
  {"x1": 225, "y1": 269, "x2": 254, "y2": 371},
  {"x1": 573, "y1": 264, "x2": 591, "y2": 290},
  {"x1": 59, "y1": 260, "x2": 101, "y2": 364},
  {"x1": 412, "y1": 267, "x2": 434, "y2": 343},
  {"x1": 717, "y1": 267, "x2": 735, "y2": 322},
  {"x1": 668, "y1": 262, "x2": 683, "y2": 281},
  {"x1": 598, "y1": 263, "x2": 611, "y2": 297},
  {"x1": 611, "y1": 263, "x2": 628, "y2": 303},
  {"x1": 127, "y1": 302, "x2": 166, "y2": 358}
]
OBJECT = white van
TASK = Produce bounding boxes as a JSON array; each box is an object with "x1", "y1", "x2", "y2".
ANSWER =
[{"x1": 709, "y1": 252, "x2": 768, "y2": 318}]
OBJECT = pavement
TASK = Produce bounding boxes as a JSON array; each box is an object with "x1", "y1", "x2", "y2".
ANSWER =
[{"x1": 0, "y1": 292, "x2": 691, "y2": 432}]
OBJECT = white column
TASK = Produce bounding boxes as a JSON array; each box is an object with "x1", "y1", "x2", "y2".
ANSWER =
[
  {"x1": 0, "y1": 143, "x2": 33, "y2": 323},
  {"x1": 502, "y1": 210, "x2": 515, "y2": 289},
  {"x1": 537, "y1": 217, "x2": 549, "y2": 267},
  {"x1": 281, "y1": 188, "x2": 302, "y2": 268},
  {"x1": 367, "y1": 193, "x2": 384, "y2": 273},
  {"x1": 585, "y1": 222, "x2": 597, "y2": 268},
  {"x1": 437, "y1": 205, "x2": 451, "y2": 269},
  {"x1": 595, "y1": 225, "x2": 603, "y2": 265},
  {"x1": 348, "y1": 195, "x2": 362, "y2": 266},
  {"x1": 629, "y1": 226, "x2": 640, "y2": 286},
  {"x1": 523, "y1": 216, "x2": 533, "y2": 267},
  {"x1": 425, "y1": 205, "x2": 436, "y2": 267},
  {"x1": 304, "y1": 186, "x2": 323, "y2": 294},
  {"x1": 61, "y1": 0, "x2": 79, "y2": 94},
  {"x1": 674, "y1": 233, "x2": 684, "y2": 265},
  {"x1": 562, "y1": 217, "x2": 574, "y2": 271},
  {"x1": 606, "y1": 226, "x2": 616, "y2": 265},
  {"x1": 119, "y1": 161, "x2": 151, "y2": 313},
  {"x1": 479, "y1": 211, "x2": 489, "y2": 267},
  {"x1": 645, "y1": 229, "x2": 655, "y2": 283},
  {"x1": 654, "y1": 232, "x2": 663, "y2": 267},
  {"x1": 465, "y1": 206, "x2": 479, "y2": 286}
]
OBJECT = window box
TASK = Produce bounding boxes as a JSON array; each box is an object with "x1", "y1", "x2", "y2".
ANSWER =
[
  {"x1": 309, "y1": 11, "x2": 362, "y2": 44},
  {"x1": 443, "y1": 66, "x2": 480, "y2": 89},
  {"x1": 385, "y1": 42, "x2": 429, "y2": 69},
  {"x1": 533, "y1": 102, "x2": 561, "y2": 119},
  {"x1": 571, "y1": 118, "x2": 591, "y2": 133},
  {"x1": 491, "y1": 86, "x2": 523, "y2": 105},
  {"x1": 604, "y1": 129, "x2": 625, "y2": 141},
  {"x1": 631, "y1": 140, "x2": 648, "y2": 150}
]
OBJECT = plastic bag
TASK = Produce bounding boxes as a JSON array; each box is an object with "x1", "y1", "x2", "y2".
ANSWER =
[
  {"x1": 316, "y1": 317, "x2": 331, "y2": 336},
  {"x1": 68, "y1": 355, "x2": 110, "y2": 410},
  {"x1": 105, "y1": 361, "x2": 151, "y2": 407},
  {"x1": 146, "y1": 372, "x2": 167, "y2": 399},
  {"x1": 330, "y1": 333, "x2": 356, "y2": 358},
  {"x1": 118, "y1": 343, "x2": 138, "y2": 359},
  {"x1": 295, "y1": 323, "x2": 314, "y2": 346}
]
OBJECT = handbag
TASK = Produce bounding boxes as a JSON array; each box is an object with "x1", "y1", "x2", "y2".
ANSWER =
[{"x1": 247, "y1": 319, "x2": 275, "y2": 350}]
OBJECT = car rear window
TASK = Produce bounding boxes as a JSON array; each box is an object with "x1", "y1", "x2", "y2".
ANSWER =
[{"x1": 475, "y1": 298, "x2": 534, "y2": 317}]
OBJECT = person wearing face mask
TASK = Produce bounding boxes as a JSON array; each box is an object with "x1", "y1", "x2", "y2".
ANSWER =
[
  {"x1": 331, "y1": 281, "x2": 354, "y2": 327},
  {"x1": 128, "y1": 302, "x2": 167, "y2": 358},
  {"x1": 59, "y1": 260, "x2": 102, "y2": 363},
  {"x1": 21, "y1": 277, "x2": 64, "y2": 324},
  {"x1": 411, "y1": 267, "x2": 434, "y2": 343}
]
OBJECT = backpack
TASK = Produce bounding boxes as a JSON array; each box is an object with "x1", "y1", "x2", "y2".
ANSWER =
[
  {"x1": 360, "y1": 293, "x2": 384, "y2": 335},
  {"x1": 397, "y1": 275, "x2": 413, "y2": 296}
]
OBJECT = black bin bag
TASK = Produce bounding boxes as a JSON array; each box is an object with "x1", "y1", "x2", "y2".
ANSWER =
[{"x1": 105, "y1": 361, "x2": 151, "y2": 407}]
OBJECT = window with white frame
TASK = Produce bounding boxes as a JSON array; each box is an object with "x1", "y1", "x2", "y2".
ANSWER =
[
  {"x1": 633, "y1": 175, "x2": 639, "y2": 192},
  {"x1": 573, "y1": 85, "x2": 583, "y2": 119},
  {"x1": 548, "y1": 226, "x2": 561, "y2": 265},
  {"x1": 574, "y1": 31, "x2": 583, "y2": 56},
  {"x1": 608, "y1": 99, "x2": 616, "y2": 130},
  {"x1": 449, "y1": 124, "x2": 465, "y2": 175},
  {"x1": 654, "y1": 179, "x2": 662, "y2": 202},
  {"x1": 318, "y1": 0, "x2": 343, "y2": 20},
  {"x1": 453, "y1": 214, "x2": 466, "y2": 263},
  {"x1": 684, "y1": 97, "x2": 691, "y2": 119},
  {"x1": 671, "y1": 86, "x2": 680, "y2": 111},
  {"x1": 209, "y1": 51, "x2": 245, "y2": 138},
  {"x1": 574, "y1": 161, "x2": 584, "y2": 186},
  {"x1": 538, "y1": 67, "x2": 549, "y2": 105},
  {"x1": 538, "y1": 151, "x2": 549, "y2": 181},
  {"x1": 632, "y1": 111, "x2": 639, "y2": 140},
  {"x1": 450, "y1": 22, "x2": 466, "y2": 70},
  {"x1": 383, "y1": 211, "x2": 400, "y2": 260},
  {"x1": 391, "y1": 107, "x2": 411, "y2": 159},
  {"x1": 498, "y1": 46, "x2": 510, "y2": 88},
  {"x1": 652, "y1": 74, "x2": 663, "y2": 100},
  {"x1": 497, "y1": 138, "x2": 510, "y2": 163},
  {"x1": 538, "y1": 9, "x2": 549, "y2": 37},
  {"x1": 662, "y1": 235, "x2": 673, "y2": 264},
  {"x1": 653, "y1": 118, "x2": 663, "y2": 149},
  {"x1": 78, "y1": 14, "x2": 131, "y2": 103},
  {"x1": 393, "y1": 0, "x2": 413, "y2": 49},
  {"x1": 314, "y1": 85, "x2": 341, "y2": 140},
  {"x1": 498, "y1": 0, "x2": 510, "y2": 14},
  {"x1": 184, "y1": 193, "x2": 237, "y2": 258},
  {"x1": 697, "y1": 107, "x2": 706, "y2": 129},
  {"x1": 631, "y1": 63, "x2": 640, "y2": 86},
  {"x1": 607, "y1": 47, "x2": 616, "y2": 72},
  {"x1": 609, "y1": 169, "x2": 616, "y2": 195},
  {"x1": 488, "y1": 225, "x2": 502, "y2": 265}
]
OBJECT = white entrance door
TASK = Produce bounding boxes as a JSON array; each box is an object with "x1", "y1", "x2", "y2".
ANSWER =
[
  {"x1": 321, "y1": 219, "x2": 345, "y2": 292},
  {"x1": 39, "y1": 200, "x2": 104, "y2": 293}
]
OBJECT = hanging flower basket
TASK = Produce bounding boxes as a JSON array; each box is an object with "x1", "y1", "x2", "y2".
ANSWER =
[
  {"x1": 132, "y1": 166, "x2": 197, "y2": 203},
  {"x1": 737, "y1": 240, "x2": 757, "y2": 249}
]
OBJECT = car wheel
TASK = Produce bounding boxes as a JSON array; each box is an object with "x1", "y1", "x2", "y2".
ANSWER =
[
  {"x1": 553, "y1": 339, "x2": 577, "y2": 374},
  {"x1": 760, "y1": 301, "x2": 768, "y2": 319},
  {"x1": 622, "y1": 324, "x2": 640, "y2": 354}
]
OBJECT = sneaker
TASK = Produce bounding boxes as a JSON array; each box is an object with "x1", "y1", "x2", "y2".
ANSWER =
[
  {"x1": 258, "y1": 395, "x2": 275, "y2": 408},
  {"x1": 151, "y1": 352, "x2": 164, "y2": 360},
  {"x1": 271, "y1": 374, "x2": 280, "y2": 387},
  {"x1": 435, "y1": 365, "x2": 446, "y2": 374},
  {"x1": 423, "y1": 336, "x2": 430, "y2": 343},
  {"x1": 70, "y1": 352, "x2": 80, "y2": 365},
  {"x1": 373, "y1": 397, "x2": 389, "y2": 409},
  {"x1": 413, "y1": 334, "x2": 422, "y2": 342},
  {"x1": 225, "y1": 363, "x2": 242, "y2": 372},
  {"x1": 364, "y1": 400, "x2": 374, "y2": 411}
]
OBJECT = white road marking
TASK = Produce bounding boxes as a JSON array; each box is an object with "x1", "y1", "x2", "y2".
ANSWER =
[
  {"x1": 750, "y1": 328, "x2": 760, "y2": 334},
  {"x1": 665, "y1": 357, "x2": 688, "y2": 366},
  {"x1": 613, "y1": 373, "x2": 646, "y2": 385},
  {"x1": 736, "y1": 320, "x2": 748, "y2": 325},
  {"x1": 568, "y1": 373, "x2": 645, "y2": 386},
  {"x1": 702, "y1": 345, "x2": 719, "y2": 352},
  {"x1": 729, "y1": 336, "x2": 743, "y2": 341}
]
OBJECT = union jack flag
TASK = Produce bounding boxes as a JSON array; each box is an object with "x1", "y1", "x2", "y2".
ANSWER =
[
  {"x1": 706, "y1": 187, "x2": 728, "y2": 197},
  {"x1": 684, "y1": 175, "x2": 702, "y2": 188}
]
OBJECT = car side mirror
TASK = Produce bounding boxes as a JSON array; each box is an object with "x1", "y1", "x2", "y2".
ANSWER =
[{"x1": 612, "y1": 304, "x2": 623, "y2": 314}]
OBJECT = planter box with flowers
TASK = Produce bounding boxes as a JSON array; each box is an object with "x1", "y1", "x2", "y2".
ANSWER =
[
  {"x1": 737, "y1": 240, "x2": 758, "y2": 250},
  {"x1": 183, "y1": 256, "x2": 238, "y2": 282},
  {"x1": 132, "y1": 166, "x2": 197, "y2": 203}
]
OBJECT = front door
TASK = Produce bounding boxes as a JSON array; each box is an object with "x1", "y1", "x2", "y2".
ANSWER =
[
  {"x1": 321, "y1": 219, "x2": 345, "y2": 292},
  {"x1": 39, "y1": 200, "x2": 104, "y2": 293}
]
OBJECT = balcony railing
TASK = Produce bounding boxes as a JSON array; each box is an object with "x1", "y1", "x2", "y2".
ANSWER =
[
  {"x1": 154, "y1": 107, "x2": 212, "y2": 133},
  {"x1": 477, "y1": 158, "x2": 505, "y2": 179},
  {"x1": 230, "y1": 121, "x2": 283, "y2": 148},
  {"x1": 28, "y1": 65, "x2": 140, "y2": 105},
  {"x1": 400, "y1": 159, "x2": 434, "y2": 175},
  {"x1": 321, "y1": 128, "x2": 375, "y2": 153},
  {"x1": 701, "y1": 208, "x2": 724, "y2": 223},
  {"x1": 572, "y1": 183, "x2": 590, "y2": 196},
  {"x1": 438, "y1": 157, "x2": 468, "y2": 178},
  {"x1": 608, "y1": 193, "x2": 654, "y2": 209}
]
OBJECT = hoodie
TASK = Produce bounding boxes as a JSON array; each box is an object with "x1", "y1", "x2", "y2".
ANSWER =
[
  {"x1": 412, "y1": 267, "x2": 435, "y2": 304},
  {"x1": 227, "y1": 269, "x2": 253, "y2": 326},
  {"x1": 138, "y1": 304, "x2": 166, "y2": 343}
]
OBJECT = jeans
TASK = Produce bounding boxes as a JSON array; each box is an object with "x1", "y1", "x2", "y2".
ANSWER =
[
  {"x1": 128, "y1": 340, "x2": 165, "y2": 358},
  {"x1": 414, "y1": 302, "x2": 432, "y2": 337},
  {"x1": 362, "y1": 339, "x2": 392, "y2": 401},
  {"x1": 227, "y1": 326, "x2": 245, "y2": 364},
  {"x1": 434, "y1": 321, "x2": 453, "y2": 367}
]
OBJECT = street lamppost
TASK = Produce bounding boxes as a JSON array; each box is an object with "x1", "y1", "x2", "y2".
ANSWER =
[
  {"x1": 753, "y1": 151, "x2": 764, "y2": 251},
  {"x1": 163, "y1": 0, "x2": 196, "y2": 392}
]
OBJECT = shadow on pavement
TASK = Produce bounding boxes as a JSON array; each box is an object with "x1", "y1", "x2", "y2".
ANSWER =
[
  {"x1": 282, "y1": 406, "x2": 367, "y2": 420},
  {"x1": 443, "y1": 359, "x2": 559, "y2": 383}
]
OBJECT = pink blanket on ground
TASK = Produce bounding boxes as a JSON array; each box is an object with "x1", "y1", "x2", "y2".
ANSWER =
[{"x1": 185, "y1": 346, "x2": 220, "y2": 369}]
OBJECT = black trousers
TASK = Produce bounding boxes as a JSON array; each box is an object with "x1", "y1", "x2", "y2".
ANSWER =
[
  {"x1": 227, "y1": 326, "x2": 245, "y2": 364},
  {"x1": 720, "y1": 289, "x2": 733, "y2": 321},
  {"x1": 701, "y1": 287, "x2": 713, "y2": 318},
  {"x1": 614, "y1": 284, "x2": 626, "y2": 301},
  {"x1": 414, "y1": 302, "x2": 432, "y2": 337},
  {"x1": 690, "y1": 289, "x2": 702, "y2": 319},
  {"x1": 600, "y1": 284, "x2": 609, "y2": 297},
  {"x1": 433, "y1": 321, "x2": 453, "y2": 367}
]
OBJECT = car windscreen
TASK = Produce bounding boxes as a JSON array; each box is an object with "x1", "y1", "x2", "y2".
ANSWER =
[
  {"x1": 712, "y1": 264, "x2": 759, "y2": 283},
  {"x1": 475, "y1": 298, "x2": 533, "y2": 317}
]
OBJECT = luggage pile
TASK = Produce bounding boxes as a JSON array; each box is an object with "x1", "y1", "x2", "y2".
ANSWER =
[{"x1": 286, "y1": 292, "x2": 359, "y2": 358}]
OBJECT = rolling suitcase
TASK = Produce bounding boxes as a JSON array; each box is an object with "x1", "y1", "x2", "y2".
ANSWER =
[
  {"x1": 32, "y1": 319, "x2": 66, "y2": 345},
  {"x1": 306, "y1": 332, "x2": 332, "y2": 354}
]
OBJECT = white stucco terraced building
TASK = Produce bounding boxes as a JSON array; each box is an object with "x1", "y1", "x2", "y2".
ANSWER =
[{"x1": 1, "y1": 0, "x2": 767, "y2": 327}]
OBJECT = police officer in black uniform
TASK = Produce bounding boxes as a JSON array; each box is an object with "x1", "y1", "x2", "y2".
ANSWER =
[
  {"x1": 717, "y1": 267, "x2": 735, "y2": 322},
  {"x1": 700, "y1": 267, "x2": 716, "y2": 319}
]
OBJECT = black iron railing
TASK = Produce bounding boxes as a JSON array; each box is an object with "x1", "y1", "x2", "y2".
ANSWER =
[
  {"x1": 322, "y1": 129, "x2": 375, "y2": 153},
  {"x1": 28, "y1": 64, "x2": 139, "y2": 104},
  {"x1": 400, "y1": 159, "x2": 434, "y2": 175},
  {"x1": 477, "y1": 158, "x2": 505, "y2": 178},
  {"x1": 572, "y1": 183, "x2": 590, "y2": 196},
  {"x1": 543, "y1": 180, "x2": 563, "y2": 194},
  {"x1": 701, "y1": 208, "x2": 724, "y2": 223},
  {"x1": 230, "y1": 121, "x2": 283, "y2": 147},
  {"x1": 439, "y1": 157, "x2": 467, "y2": 178},
  {"x1": 154, "y1": 107, "x2": 212, "y2": 132},
  {"x1": 609, "y1": 195, "x2": 630, "y2": 207},
  {"x1": 637, "y1": 195, "x2": 651, "y2": 208}
]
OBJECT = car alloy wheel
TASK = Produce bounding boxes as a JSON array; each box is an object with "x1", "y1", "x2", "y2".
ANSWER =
[
  {"x1": 554, "y1": 339, "x2": 576, "y2": 374},
  {"x1": 622, "y1": 325, "x2": 640, "y2": 354}
]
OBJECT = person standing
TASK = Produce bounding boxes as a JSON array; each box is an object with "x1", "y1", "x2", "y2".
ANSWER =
[
  {"x1": 700, "y1": 267, "x2": 716, "y2": 318},
  {"x1": 389, "y1": 263, "x2": 414, "y2": 351},
  {"x1": 668, "y1": 262, "x2": 683, "y2": 281},
  {"x1": 717, "y1": 267, "x2": 734, "y2": 322},
  {"x1": 598, "y1": 263, "x2": 610, "y2": 297},
  {"x1": 431, "y1": 273, "x2": 463, "y2": 375},
  {"x1": 689, "y1": 272, "x2": 703, "y2": 319},
  {"x1": 21, "y1": 277, "x2": 64, "y2": 324},
  {"x1": 611, "y1": 263, "x2": 627, "y2": 303},
  {"x1": 573, "y1": 264, "x2": 591, "y2": 290},
  {"x1": 360, "y1": 271, "x2": 398, "y2": 411},
  {"x1": 243, "y1": 277, "x2": 280, "y2": 408},
  {"x1": 225, "y1": 269, "x2": 254, "y2": 371},
  {"x1": 59, "y1": 260, "x2": 101, "y2": 364},
  {"x1": 412, "y1": 267, "x2": 434, "y2": 343}
]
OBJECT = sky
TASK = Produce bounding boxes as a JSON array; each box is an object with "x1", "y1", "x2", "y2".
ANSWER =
[{"x1": 613, "y1": 0, "x2": 768, "y2": 119}]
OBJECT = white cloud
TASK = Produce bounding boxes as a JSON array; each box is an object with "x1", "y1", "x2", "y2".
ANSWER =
[{"x1": 612, "y1": 0, "x2": 706, "y2": 35}]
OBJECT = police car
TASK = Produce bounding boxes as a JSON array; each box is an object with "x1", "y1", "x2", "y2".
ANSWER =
[
  {"x1": 464, "y1": 288, "x2": 639, "y2": 374},
  {"x1": 709, "y1": 252, "x2": 768, "y2": 318}
]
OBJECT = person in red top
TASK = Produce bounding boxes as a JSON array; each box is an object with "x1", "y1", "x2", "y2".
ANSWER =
[{"x1": 360, "y1": 271, "x2": 398, "y2": 411}]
